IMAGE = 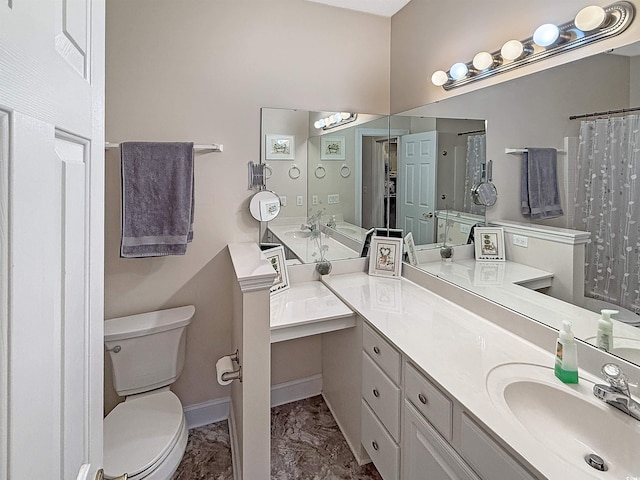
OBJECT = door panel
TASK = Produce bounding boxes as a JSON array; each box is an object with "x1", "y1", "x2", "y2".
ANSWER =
[
  {"x1": 398, "y1": 132, "x2": 437, "y2": 245},
  {"x1": 1, "y1": 1, "x2": 105, "y2": 479}
]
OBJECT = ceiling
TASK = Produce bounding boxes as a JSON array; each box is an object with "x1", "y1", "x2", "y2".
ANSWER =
[{"x1": 305, "y1": 0, "x2": 411, "y2": 17}]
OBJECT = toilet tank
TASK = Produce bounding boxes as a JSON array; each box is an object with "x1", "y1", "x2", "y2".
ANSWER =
[{"x1": 105, "y1": 305, "x2": 195, "y2": 397}]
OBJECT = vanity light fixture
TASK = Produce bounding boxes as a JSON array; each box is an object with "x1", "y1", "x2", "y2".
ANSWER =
[
  {"x1": 430, "y1": 1, "x2": 635, "y2": 91},
  {"x1": 472, "y1": 51, "x2": 498, "y2": 71},
  {"x1": 314, "y1": 112, "x2": 358, "y2": 130},
  {"x1": 532, "y1": 23, "x2": 562, "y2": 47}
]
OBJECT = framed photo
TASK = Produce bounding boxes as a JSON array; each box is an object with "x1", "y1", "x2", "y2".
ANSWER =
[
  {"x1": 368, "y1": 236, "x2": 403, "y2": 278},
  {"x1": 263, "y1": 245, "x2": 290, "y2": 294},
  {"x1": 320, "y1": 136, "x2": 345, "y2": 160},
  {"x1": 404, "y1": 232, "x2": 418, "y2": 266},
  {"x1": 265, "y1": 134, "x2": 295, "y2": 160},
  {"x1": 474, "y1": 227, "x2": 505, "y2": 261}
]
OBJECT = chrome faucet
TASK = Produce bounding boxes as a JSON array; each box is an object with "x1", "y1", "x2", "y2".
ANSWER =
[{"x1": 593, "y1": 363, "x2": 640, "y2": 421}]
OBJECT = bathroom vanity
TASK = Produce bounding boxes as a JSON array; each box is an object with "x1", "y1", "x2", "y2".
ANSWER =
[{"x1": 315, "y1": 271, "x2": 638, "y2": 480}]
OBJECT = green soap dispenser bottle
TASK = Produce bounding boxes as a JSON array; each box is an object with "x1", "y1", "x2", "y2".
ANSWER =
[{"x1": 555, "y1": 320, "x2": 578, "y2": 384}]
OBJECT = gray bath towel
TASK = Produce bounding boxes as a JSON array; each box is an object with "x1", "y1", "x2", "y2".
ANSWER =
[
  {"x1": 521, "y1": 147, "x2": 563, "y2": 220},
  {"x1": 120, "y1": 142, "x2": 194, "y2": 258}
]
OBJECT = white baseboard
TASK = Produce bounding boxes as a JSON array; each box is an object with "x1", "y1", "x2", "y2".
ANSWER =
[
  {"x1": 322, "y1": 392, "x2": 370, "y2": 466},
  {"x1": 183, "y1": 396, "x2": 230, "y2": 430},
  {"x1": 182, "y1": 374, "x2": 323, "y2": 430},
  {"x1": 270, "y1": 374, "x2": 322, "y2": 407}
]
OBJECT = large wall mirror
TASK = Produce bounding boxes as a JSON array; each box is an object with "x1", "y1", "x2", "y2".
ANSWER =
[
  {"x1": 404, "y1": 41, "x2": 640, "y2": 368},
  {"x1": 260, "y1": 108, "x2": 487, "y2": 263}
]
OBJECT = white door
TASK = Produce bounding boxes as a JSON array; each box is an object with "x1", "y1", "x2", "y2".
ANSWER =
[
  {"x1": 0, "y1": 2, "x2": 105, "y2": 480},
  {"x1": 398, "y1": 131, "x2": 437, "y2": 245}
]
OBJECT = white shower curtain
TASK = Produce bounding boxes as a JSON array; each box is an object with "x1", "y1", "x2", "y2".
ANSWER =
[
  {"x1": 574, "y1": 114, "x2": 640, "y2": 312},
  {"x1": 463, "y1": 134, "x2": 486, "y2": 216}
]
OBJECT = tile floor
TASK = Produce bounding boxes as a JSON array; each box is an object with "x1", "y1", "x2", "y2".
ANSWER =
[{"x1": 172, "y1": 395, "x2": 382, "y2": 480}]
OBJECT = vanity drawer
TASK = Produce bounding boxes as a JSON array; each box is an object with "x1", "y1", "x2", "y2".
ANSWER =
[
  {"x1": 363, "y1": 323, "x2": 401, "y2": 384},
  {"x1": 404, "y1": 362, "x2": 452, "y2": 441},
  {"x1": 361, "y1": 400, "x2": 400, "y2": 480},
  {"x1": 362, "y1": 352, "x2": 401, "y2": 441}
]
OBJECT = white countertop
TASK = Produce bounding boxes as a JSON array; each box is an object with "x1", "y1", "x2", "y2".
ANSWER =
[
  {"x1": 419, "y1": 258, "x2": 640, "y2": 354},
  {"x1": 270, "y1": 281, "x2": 355, "y2": 343},
  {"x1": 321, "y1": 272, "x2": 618, "y2": 479},
  {"x1": 269, "y1": 223, "x2": 361, "y2": 263},
  {"x1": 419, "y1": 258, "x2": 554, "y2": 290}
]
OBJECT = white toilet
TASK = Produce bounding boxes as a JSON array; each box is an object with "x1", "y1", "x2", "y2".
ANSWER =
[{"x1": 103, "y1": 305, "x2": 195, "y2": 480}]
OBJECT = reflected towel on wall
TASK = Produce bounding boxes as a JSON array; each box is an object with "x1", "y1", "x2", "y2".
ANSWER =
[
  {"x1": 521, "y1": 147, "x2": 563, "y2": 220},
  {"x1": 120, "y1": 142, "x2": 194, "y2": 258}
]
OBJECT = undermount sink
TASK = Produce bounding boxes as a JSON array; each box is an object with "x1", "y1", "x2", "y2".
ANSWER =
[
  {"x1": 486, "y1": 362, "x2": 640, "y2": 477},
  {"x1": 284, "y1": 230, "x2": 311, "y2": 239}
]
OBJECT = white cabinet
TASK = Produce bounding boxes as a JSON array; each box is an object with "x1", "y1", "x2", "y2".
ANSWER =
[
  {"x1": 403, "y1": 401, "x2": 479, "y2": 480},
  {"x1": 361, "y1": 324, "x2": 401, "y2": 480},
  {"x1": 356, "y1": 324, "x2": 538, "y2": 480}
]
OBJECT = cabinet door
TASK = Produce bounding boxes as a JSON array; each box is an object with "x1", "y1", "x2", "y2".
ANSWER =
[{"x1": 402, "y1": 401, "x2": 479, "y2": 480}]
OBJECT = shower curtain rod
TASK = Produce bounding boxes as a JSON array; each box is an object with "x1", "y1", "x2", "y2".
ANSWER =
[
  {"x1": 569, "y1": 106, "x2": 640, "y2": 120},
  {"x1": 457, "y1": 129, "x2": 485, "y2": 136}
]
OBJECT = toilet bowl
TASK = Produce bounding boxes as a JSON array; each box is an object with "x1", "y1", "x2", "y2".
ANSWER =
[{"x1": 103, "y1": 305, "x2": 195, "y2": 480}]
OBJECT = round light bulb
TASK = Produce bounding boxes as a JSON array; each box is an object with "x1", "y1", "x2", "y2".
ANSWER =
[
  {"x1": 575, "y1": 5, "x2": 607, "y2": 31},
  {"x1": 314, "y1": 120, "x2": 322, "y2": 129},
  {"x1": 340, "y1": 112, "x2": 352, "y2": 120},
  {"x1": 472, "y1": 51, "x2": 494, "y2": 71},
  {"x1": 533, "y1": 23, "x2": 560, "y2": 47},
  {"x1": 431, "y1": 70, "x2": 449, "y2": 86},
  {"x1": 450, "y1": 62, "x2": 468, "y2": 80},
  {"x1": 332, "y1": 113, "x2": 342, "y2": 123},
  {"x1": 501, "y1": 40, "x2": 525, "y2": 60}
]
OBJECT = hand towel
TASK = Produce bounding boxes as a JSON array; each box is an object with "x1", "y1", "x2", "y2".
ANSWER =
[
  {"x1": 120, "y1": 142, "x2": 194, "y2": 258},
  {"x1": 521, "y1": 147, "x2": 563, "y2": 220}
]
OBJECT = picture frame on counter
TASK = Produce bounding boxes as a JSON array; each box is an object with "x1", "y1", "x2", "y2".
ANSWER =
[
  {"x1": 368, "y1": 235, "x2": 403, "y2": 278},
  {"x1": 474, "y1": 226, "x2": 505, "y2": 261}
]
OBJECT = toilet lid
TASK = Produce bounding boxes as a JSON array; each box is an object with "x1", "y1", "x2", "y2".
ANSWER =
[{"x1": 104, "y1": 391, "x2": 184, "y2": 479}]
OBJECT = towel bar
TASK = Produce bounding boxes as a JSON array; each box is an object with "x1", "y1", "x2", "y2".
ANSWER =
[{"x1": 105, "y1": 142, "x2": 223, "y2": 152}]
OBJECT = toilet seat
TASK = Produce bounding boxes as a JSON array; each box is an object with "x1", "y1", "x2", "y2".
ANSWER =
[{"x1": 104, "y1": 390, "x2": 186, "y2": 480}]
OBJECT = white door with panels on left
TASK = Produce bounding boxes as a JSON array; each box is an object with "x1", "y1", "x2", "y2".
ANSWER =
[{"x1": 0, "y1": 1, "x2": 105, "y2": 479}]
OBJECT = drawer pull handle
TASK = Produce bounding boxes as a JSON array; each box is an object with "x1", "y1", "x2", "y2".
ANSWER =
[
  {"x1": 372, "y1": 440, "x2": 379, "y2": 451},
  {"x1": 418, "y1": 393, "x2": 428, "y2": 405},
  {"x1": 372, "y1": 388, "x2": 380, "y2": 398},
  {"x1": 373, "y1": 346, "x2": 381, "y2": 355}
]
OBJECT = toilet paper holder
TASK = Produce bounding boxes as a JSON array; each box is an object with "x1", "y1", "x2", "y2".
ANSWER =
[{"x1": 220, "y1": 349, "x2": 242, "y2": 383}]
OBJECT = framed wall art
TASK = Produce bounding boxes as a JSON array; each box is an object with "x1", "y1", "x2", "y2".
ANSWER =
[
  {"x1": 320, "y1": 136, "x2": 345, "y2": 160},
  {"x1": 474, "y1": 227, "x2": 505, "y2": 261},
  {"x1": 368, "y1": 235, "x2": 403, "y2": 278},
  {"x1": 404, "y1": 232, "x2": 418, "y2": 266},
  {"x1": 265, "y1": 134, "x2": 295, "y2": 160}
]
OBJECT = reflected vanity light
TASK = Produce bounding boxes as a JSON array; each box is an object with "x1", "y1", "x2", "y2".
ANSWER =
[
  {"x1": 314, "y1": 112, "x2": 357, "y2": 130},
  {"x1": 430, "y1": 1, "x2": 635, "y2": 90}
]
